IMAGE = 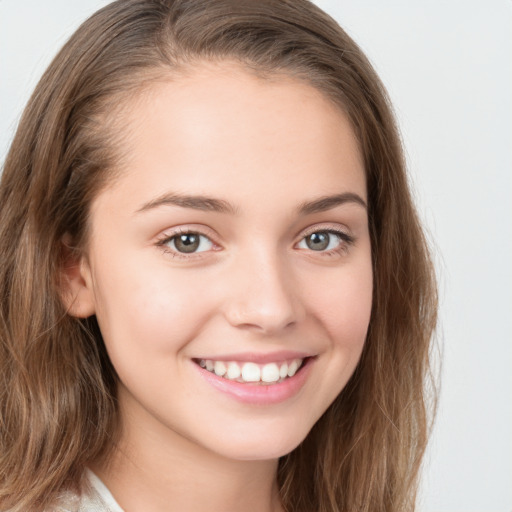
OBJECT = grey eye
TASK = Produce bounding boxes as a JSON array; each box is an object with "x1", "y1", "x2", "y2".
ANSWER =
[
  {"x1": 306, "y1": 232, "x2": 329, "y2": 251},
  {"x1": 168, "y1": 233, "x2": 213, "y2": 253},
  {"x1": 298, "y1": 231, "x2": 342, "y2": 252}
]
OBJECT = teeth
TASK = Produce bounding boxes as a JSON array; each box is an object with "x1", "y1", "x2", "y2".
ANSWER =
[
  {"x1": 241, "y1": 362, "x2": 261, "y2": 382},
  {"x1": 226, "y1": 362, "x2": 241, "y2": 380},
  {"x1": 261, "y1": 363, "x2": 280, "y2": 383},
  {"x1": 287, "y1": 360, "x2": 299, "y2": 377},
  {"x1": 214, "y1": 361, "x2": 227, "y2": 377},
  {"x1": 199, "y1": 358, "x2": 304, "y2": 384}
]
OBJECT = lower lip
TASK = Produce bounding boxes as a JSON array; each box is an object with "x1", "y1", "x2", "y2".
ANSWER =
[{"x1": 194, "y1": 358, "x2": 314, "y2": 405}]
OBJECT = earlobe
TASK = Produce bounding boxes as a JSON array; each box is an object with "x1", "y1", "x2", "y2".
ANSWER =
[{"x1": 59, "y1": 235, "x2": 96, "y2": 318}]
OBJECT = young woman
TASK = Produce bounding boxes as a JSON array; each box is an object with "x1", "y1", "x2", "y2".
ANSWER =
[{"x1": 0, "y1": 1, "x2": 437, "y2": 511}]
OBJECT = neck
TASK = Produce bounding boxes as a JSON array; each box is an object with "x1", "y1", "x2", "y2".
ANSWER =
[{"x1": 92, "y1": 389, "x2": 283, "y2": 512}]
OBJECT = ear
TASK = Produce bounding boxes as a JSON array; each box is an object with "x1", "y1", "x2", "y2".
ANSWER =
[{"x1": 59, "y1": 234, "x2": 96, "y2": 318}]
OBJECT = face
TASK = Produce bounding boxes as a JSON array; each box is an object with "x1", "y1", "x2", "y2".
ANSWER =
[{"x1": 74, "y1": 63, "x2": 373, "y2": 461}]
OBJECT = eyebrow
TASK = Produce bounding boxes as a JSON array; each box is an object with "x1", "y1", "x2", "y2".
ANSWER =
[
  {"x1": 297, "y1": 192, "x2": 367, "y2": 215},
  {"x1": 136, "y1": 191, "x2": 366, "y2": 216},
  {"x1": 136, "y1": 192, "x2": 237, "y2": 215}
]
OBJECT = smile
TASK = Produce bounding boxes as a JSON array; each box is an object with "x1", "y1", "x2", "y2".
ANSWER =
[
  {"x1": 197, "y1": 358, "x2": 304, "y2": 384},
  {"x1": 192, "y1": 353, "x2": 315, "y2": 405}
]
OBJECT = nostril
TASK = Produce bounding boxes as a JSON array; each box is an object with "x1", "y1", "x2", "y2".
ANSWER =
[{"x1": 224, "y1": 306, "x2": 300, "y2": 334}]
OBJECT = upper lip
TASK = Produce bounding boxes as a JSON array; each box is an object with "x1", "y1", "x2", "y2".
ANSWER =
[{"x1": 193, "y1": 350, "x2": 313, "y2": 364}]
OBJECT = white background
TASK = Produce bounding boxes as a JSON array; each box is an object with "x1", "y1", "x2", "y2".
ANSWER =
[{"x1": 1, "y1": 2, "x2": 511, "y2": 511}]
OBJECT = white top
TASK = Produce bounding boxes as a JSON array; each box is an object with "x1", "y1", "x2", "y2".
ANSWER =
[{"x1": 52, "y1": 470, "x2": 124, "y2": 512}]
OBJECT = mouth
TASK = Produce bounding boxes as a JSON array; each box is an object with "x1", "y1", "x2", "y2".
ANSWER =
[
  {"x1": 192, "y1": 355, "x2": 315, "y2": 405},
  {"x1": 193, "y1": 357, "x2": 307, "y2": 385}
]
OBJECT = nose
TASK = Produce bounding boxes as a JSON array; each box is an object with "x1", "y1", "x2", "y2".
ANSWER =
[{"x1": 222, "y1": 249, "x2": 304, "y2": 334}]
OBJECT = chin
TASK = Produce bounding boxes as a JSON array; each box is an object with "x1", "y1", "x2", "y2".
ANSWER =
[{"x1": 204, "y1": 419, "x2": 314, "y2": 462}]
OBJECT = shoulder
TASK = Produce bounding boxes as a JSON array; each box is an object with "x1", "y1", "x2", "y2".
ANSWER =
[
  {"x1": 48, "y1": 489, "x2": 81, "y2": 512},
  {"x1": 49, "y1": 490, "x2": 106, "y2": 512},
  {"x1": 48, "y1": 471, "x2": 123, "y2": 512},
  {"x1": 50, "y1": 491, "x2": 115, "y2": 512}
]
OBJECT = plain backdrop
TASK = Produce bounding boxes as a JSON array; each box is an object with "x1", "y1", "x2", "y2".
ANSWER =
[{"x1": 1, "y1": 2, "x2": 511, "y2": 511}]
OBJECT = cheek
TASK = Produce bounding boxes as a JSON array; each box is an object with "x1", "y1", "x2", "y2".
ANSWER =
[
  {"x1": 308, "y1": 261, "x2": 373, "y2": 316},
  {"x1": 304, "y1": 261, "x2": 373, "y2": 349},
  {"x1": 91, "y1": 256, "x2": 218, "y2": 359}
]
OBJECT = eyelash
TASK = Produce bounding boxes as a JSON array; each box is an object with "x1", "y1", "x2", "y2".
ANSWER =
[
  {"x1": 298, "y1": 227, "x2": 355, "y2": 257},
  {"x1": 156, "y1": 226, "x2": 355, "y2": 259},
  {"x1": 156, "y1": 228, "x2": 218, "y2": 258}
]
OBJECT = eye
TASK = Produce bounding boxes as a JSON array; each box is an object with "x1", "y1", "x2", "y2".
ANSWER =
[
  {"x1": 297, "y1": 230, "x2": 347, "y2": 252},
  {"x1": 162, "y1": 232, "x2": 214, "y2": 254}
]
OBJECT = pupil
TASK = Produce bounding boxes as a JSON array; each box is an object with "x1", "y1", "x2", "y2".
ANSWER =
[
  {"x1": 307, "y1": 232, "x2": 329, "y2": 251},
  {"x1": 175, "y1": 234, "x2": 199, "y2": 253}
]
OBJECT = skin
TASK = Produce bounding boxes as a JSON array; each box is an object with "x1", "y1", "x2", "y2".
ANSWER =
[{"x1": 64, "y1": 63, "x2": 373, "y2": 512}]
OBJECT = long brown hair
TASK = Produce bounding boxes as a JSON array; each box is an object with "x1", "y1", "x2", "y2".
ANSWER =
[{"x1": 0, "y1": 1, "x2": 438, "y2": 510}]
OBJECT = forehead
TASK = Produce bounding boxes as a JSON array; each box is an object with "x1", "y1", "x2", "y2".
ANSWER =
[{"x1": 96, "y1": 62, "x2": 366, "y2": 213}]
